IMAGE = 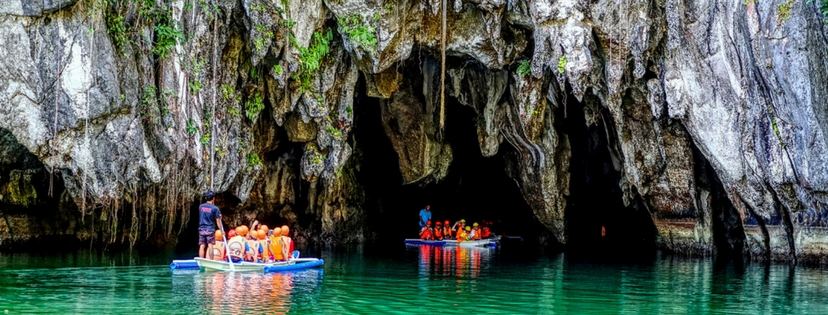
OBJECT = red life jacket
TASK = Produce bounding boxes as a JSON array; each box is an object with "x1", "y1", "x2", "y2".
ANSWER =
[
  {"x1": 481, "y1": 227, "x2": 491, "y2": 238},
  {"x1": 420, "y1": 228, "x2": 433, "y2": 240}
]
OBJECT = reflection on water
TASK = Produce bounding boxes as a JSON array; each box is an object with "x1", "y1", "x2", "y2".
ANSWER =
[{"x1": 1, "y1": 246, "x2": 828, "y2": 314}]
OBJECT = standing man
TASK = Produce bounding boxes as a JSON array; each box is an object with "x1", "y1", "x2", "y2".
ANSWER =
[
  {"x1": 198, "y1": 190, "x2": 223, "y2": 259},
  {"x1": 419, "y1": 205, "x2": 432, "y2": 229}
]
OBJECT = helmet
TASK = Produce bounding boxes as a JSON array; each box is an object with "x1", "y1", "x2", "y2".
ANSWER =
[
  {"x1": 460, "y1": 219, "x2": 466, "y2": 223},
  {"x1": 273, "y1": 227, "x2": 282, "y2": 236},
  {"x1": 426, "y1": 220, "x2": 432, "y2": 225},
  {"x1": 473, "y1": 222, "x2": 479, "y2": 227},
  {"x1": 249, "y1": 230, "x2": 259, "y2": 239},
  {"x1": 444, "y1": 220, "x2": 450, "y2": 225},
  {"x1": 214, "y1": 230, "x2": 222, "y2": 239},
  {"x1": 465, "y1": 226, "x2": 471, "y2": 231},
  {"x1": 256, "y1": 230, "x2": 266, "y2": 240},
  {"x1": 234, "y1": 226, "x2": 243, "y2": 236},
  {"x1": 260, "y1": 224, "x2": 269, "y2": 232},
  {"x1": 281, "y1": 225, "x2": 290, "y2": 236},
  {"x1": 435, "y1": 221, "x2": 442, "y2": 226},
  {"x1": 228, "y1": 229, "x2": 237, "y2": 238},
  {"x1": 240, "y1": 225, "x2": 249, "y2": 236}
]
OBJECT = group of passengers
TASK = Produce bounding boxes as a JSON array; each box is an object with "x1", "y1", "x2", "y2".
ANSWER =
[
  {"x1": 212, "y1": 221, "x2": 295, "y2": 263},
  {"x1": 418, "y1": 204, "x2": 492, "y2": 242},
  {"x1": 419, "y1": 219, "x2": 493, "y2": 242},
  {"x1": 196, "y1": 190, "x2": 294, "y2": 264}
]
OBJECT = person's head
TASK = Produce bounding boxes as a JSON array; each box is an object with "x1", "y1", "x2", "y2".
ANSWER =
[
  {"x1": 256, "y1": 230, "x2": 266, "y2": 240},
  {"x1": 205, "y1": 190, "x2": 215, "y2": 204},
  {"x1": 426, "y1": 205, "x2": 430, "y2": 210},
  {"x1": 234, "y1": 226, "x2": 243, "y2": 237},
  {"x1": 240, "y1": 225, "x2": 249, "y2": 237},
  {"x1": 260, "y1": 225, "x2": 269, "y2": 233},
  {"x1": 460, "y1": 219, "x2": 466, "y2": 225},
  {"x1": 214, "y1": 230, "x2": 222, "y2": 240},
  {"x1": 435, "y1": 221, "x2": 442, "y2": 227},
  {"x1": 273, "y1": 227, "x2": 282, "y2": 237},
  {"x1": 227, "y1": 229, "x2": 237, "y2": 238},
  {"x1": 473, "y1": 222, "x2": 479, "y2": 228},
  {"x1": 281, "y1": 225, "x2": 290, "y2": 236},
  {"x1": 426, "y1": 220, "x2": 432, "y2": 226},
  {"x1": 249, "y1": 230, "x2": 259, "y2": 240},
  {"x1": 444, "y1": 220, "x2": 450, "y2": 226},
  {"x1": 465, "y1": 226, "x2": 471, "y2": 231}
]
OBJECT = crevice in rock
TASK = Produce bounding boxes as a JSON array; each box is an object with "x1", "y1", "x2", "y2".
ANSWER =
[{"x1": 691, "y1": 143, "x2": 745, "y2": 260}]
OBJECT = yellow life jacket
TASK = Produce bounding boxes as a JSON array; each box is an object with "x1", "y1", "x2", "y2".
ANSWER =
[{"x1": 269, "y1": 236, "x2": 284, "y2": 261}]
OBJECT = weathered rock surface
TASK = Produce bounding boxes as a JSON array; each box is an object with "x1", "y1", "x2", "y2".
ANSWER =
[{"x1": 0, "y1": 0, "x2": 826, "y2": 263}]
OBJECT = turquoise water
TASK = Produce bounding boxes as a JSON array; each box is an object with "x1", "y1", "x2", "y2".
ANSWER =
[{"x1": 1, "y1": 245, "x2": 828, "y2": 314}]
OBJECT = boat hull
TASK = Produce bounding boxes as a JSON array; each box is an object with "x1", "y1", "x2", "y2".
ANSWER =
[
  {"x1": 403, "y1": 239, "x2": 446, "y2": 245},
  {"x1": 195, "y1": 258, "x2": 267, "y2": 272},
  {"x1": 264, "y1": 259, "x2": 325, "y2": 273}
]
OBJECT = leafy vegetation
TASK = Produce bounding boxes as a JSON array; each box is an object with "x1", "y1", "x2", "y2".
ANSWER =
[
  {"x1": 338, "y1": 15, "x2": 378, "y2": 53},
  {"x1": 808, "y1": 0, "x2": 828, "y2": 21},
  {"x1": 246, "y1": 153, "x2": 263, "y2": 171},
  {"x1": 516, "y1": 60, "x2": 531, "y2": 77},
  {"x1": 558, "y1": 55, "x2": 567, "y2": 75},
  {"x1": 326, "y1": 125, "x2": 342, "y2": 139},
  {"x1": 777, "y1": 0, "x2": 795, "y2": 23},
  {"x1": 273, "y1": 64, "x2": 283, "y2": 75},
  {"x1": 186, "y1": 118, "x2": 198, "y2": 135},
  {"x1": 294, "y1": 30, "x2": 333, "y2": 93},
  {"x1": 106, "y1": 14, "x2": 130, "y2": 55},
  {"x1": 245, "y1": 93, "x2": 265, "y2": 121}
]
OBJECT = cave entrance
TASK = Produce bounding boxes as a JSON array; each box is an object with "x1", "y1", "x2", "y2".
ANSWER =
[
  {"x1": 561, "y1": 93, "x2": 656, "y2": 256},
  {"x1": 354, "y1": 77, "x2": 542, "y2": 244}
]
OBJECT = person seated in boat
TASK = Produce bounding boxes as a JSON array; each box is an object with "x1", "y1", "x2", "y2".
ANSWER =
[
  {"x1": 255, "y1": 229, "x2": 270, "y2": 263},
  {"x1": 212, "y1": 230, "x2": 226, "y2": 261},
  {"x1": 457, "y1": 226, "x2": 470, "y2": 243},
  {"x1": 442, "y1": 220, "x2": 453, "y2": 240},
  {"x1": 471, "y1": 222, "x2": 482, "y2": 240},
  {"x1": 433, "y1": 221, "x2": 444, "y2": 240},
  {"x1": 281, "y1": 225, "x2": 294, "y2": 259},
  {"x1": 419, "y1": 220, "x2": 433, "y2": 240},
  {"x1": 480, "y1": 221, "x2": 492, "y2": 239},
  {"x1": 226, "y1": 226, "x2": 249, "y2": 263},
  {"x1": 269, "y1": 227, "x2": 290, "y2": 262},
  {"x1": 260, "y1": 225, "x2": 269, "y2": 237},
  {"x1": 246, "y1": 230, "x2": 263, "y2": 262},
  {"x1": 453, "y1": 219, "x2": 466, "y2": 239}
]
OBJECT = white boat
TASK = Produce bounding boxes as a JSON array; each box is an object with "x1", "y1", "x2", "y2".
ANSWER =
[
  {"x1": 445, "y1": 237, "x2": 499, "y2": 247},
  {"x1": 195, "y1": 258, "x2": 273, "y2": 272}
]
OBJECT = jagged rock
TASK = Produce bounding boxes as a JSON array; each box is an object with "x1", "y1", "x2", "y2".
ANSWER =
[{"x1": 0, "y1": 0, "x2": 826, "y2": 262}]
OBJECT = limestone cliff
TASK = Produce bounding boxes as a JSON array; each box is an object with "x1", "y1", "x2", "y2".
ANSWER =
[{"x1": 0, "y1": 0, "x2": 827, "y2": 263}]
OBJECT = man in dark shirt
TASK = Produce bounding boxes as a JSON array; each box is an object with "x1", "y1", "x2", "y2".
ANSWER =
[{"x1": 198, "y1": 190, "x2": 223, "y2": 259}]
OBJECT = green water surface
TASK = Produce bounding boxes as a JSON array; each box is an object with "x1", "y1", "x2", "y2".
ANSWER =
[{"x1": 1, "y1": 245, "x2": 827, "y2": 314}]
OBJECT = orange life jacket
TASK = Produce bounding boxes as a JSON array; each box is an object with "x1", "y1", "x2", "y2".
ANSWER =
[
  {"x1": 443, "y1": 227, "x2": 452, "y2": 239},
  {"x1": 420, "y1": 228, "x2": 433, "y2": 240},
  {"x1": 434, "y1": 227, "x2": 443, "y2": 239},
  {"x1": 481, "y1": 227, "x2": 491, "y2": 238},
  {"x1": 257, "y1": 239, "x2": 270, "y2": 262},
  {"x1": 227, "y1": 236, "x2": 246, "y2": 260},
  {"x1": 212, "y1": 241, "x2": 226, "y2": 260},
  {"x1": 455, "y1": 228, "x2": 464, "y2": 240},
  {"x1": 269, "y1": 236, "x2": 285, "y2": 261},
  {"x1": 472, "y1": 227, "x2": 482, "y2": 240},
  {"x1": 457, "y1": 231, "x2": 468, "y2": 243}
]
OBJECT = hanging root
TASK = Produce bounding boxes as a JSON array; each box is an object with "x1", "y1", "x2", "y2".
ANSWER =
[{"x1": 439, "y1": 0, "x2": 447, "y2": 132}]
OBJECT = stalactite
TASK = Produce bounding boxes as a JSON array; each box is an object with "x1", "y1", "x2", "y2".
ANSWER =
[{"x1": 210, "y1": 0, "x2": 219, "y2": 191}]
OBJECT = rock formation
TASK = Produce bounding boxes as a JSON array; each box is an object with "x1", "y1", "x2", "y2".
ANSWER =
[{"x1": 0, "y1": 0, "x2": 826, "y2": 263}]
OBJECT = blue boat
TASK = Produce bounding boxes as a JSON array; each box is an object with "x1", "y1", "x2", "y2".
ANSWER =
[
  {"x1": 264, "y1": 259, "x2": 325, "y2": 273},
  {"x1": 170, "y1": 259, "x2": 199, "y2": 270}
]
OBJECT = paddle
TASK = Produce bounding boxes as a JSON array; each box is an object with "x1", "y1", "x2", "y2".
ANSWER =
[{"x1": 218, "y1": 222, "x2": 234, "y2": 272}]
